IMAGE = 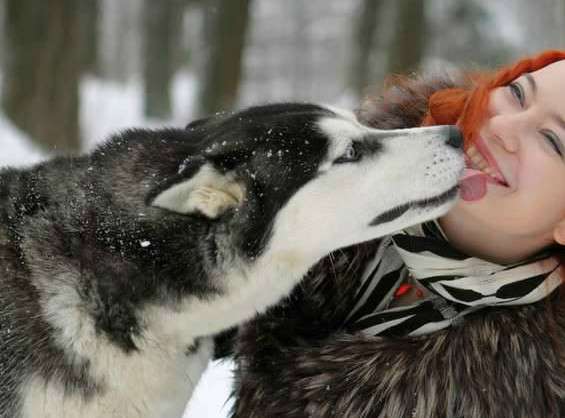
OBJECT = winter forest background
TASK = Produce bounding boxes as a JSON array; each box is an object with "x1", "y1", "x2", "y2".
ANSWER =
[{"x1": 1, "y1": 0, "x2": 565, "y2": 416}]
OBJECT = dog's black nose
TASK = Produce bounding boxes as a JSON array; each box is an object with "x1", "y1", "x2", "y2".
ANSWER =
[{"x1": 445, "y1": 126, "x2": 464, "y2": 149}]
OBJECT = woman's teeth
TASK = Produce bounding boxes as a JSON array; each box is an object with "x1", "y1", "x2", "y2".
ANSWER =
[{"x1": 465, "y1": 145, "x2": 506, "y2": 185}]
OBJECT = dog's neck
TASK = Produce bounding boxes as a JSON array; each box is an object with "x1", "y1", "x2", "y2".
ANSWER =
[{"x1": 141, "y1": 245, "x2": 317, "y2": 349}]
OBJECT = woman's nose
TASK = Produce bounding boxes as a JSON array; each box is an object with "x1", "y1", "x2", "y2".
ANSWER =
[{"x1": 488, "y1": 113, "x2": 523, "y2": 153}]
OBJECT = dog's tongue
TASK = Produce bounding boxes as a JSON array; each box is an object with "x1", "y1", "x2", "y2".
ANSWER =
[{"x1": 460, "y1": 169, "x2": 488, "y2": 202}]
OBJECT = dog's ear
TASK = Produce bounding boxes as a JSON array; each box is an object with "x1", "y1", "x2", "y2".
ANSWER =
[
  {"x1": 149, "y1": 163, "x2": 245, "y2": 219},
  {"x1": 185, "y1": 116, "x2": 213, "y2": 131}
]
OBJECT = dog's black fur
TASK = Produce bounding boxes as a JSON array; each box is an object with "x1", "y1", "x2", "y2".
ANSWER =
[
  {"x1": 0, "y1": 103, "x2": 340, "y2": 417},
  {"x1": 1, "y1": 102, "x2": 462, "y2": 417}
]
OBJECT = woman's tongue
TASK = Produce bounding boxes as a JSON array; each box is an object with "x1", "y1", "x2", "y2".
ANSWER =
[{"x1": 460, "y1": 168, "x2": 491, "y2": 201}]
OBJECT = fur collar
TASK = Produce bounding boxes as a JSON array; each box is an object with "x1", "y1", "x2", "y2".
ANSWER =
[{"x1": 230, "y1": 74, "x2": 565, "y2": 418}]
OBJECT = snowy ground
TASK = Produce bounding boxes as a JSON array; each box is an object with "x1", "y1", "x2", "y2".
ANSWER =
[{"x1": 0, "y1": 71, "x2": 234, "y2": 418}]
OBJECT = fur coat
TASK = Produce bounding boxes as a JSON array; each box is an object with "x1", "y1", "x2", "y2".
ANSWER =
[{"x1": 228, "y1": 75, "x2": 565, "y2": 418}]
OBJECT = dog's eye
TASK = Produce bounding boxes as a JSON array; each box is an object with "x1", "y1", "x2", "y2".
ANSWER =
[{"x1": 334, "y1": 143, "x2": 361, "y2": 164}]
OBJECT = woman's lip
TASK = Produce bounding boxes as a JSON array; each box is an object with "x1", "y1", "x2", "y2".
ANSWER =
[{"x1": 473, "y1": 135, "x2": 510, "y2": 187}]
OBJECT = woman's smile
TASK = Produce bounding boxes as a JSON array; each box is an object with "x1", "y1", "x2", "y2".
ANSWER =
[{"x1": 465, "y1": 136, "x2": 508, "y2": 187}]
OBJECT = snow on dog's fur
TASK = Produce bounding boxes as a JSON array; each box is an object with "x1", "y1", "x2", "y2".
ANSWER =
[{"x1": 0, "y1": 103, "x2": 463, "y2": 418}]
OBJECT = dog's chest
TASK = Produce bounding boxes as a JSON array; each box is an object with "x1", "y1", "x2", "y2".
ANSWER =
[{"x1": 20, "y1": 338, "x2": 214, "y2": 418}]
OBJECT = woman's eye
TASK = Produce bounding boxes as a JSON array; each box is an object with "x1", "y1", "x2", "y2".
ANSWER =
[
  {"x1": 541, "y1": 130, "x2": 564, "y2": 157},
  {"x1": 335, "y1": 143, "x2": 361, "y2": 164},
  {"x1": 508, "y1": 82, "x2": 525, "y2": 107}
]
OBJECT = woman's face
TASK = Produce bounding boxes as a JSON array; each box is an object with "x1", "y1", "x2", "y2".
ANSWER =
[{"x1": 440, "y1": 60, "x2": 565, "y2": 263}]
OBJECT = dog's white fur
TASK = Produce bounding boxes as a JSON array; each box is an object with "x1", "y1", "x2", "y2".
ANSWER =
[{"x1": 19, "y1": 108, "x2": 463, "y2": 417}]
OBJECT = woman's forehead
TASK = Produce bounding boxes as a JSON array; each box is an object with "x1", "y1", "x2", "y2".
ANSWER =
[{"x1": 525, "y1": 60, "x2": 565, "y2": 119}]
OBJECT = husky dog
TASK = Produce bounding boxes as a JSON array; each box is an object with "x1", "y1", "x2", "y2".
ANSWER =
[{"x1": 0, "y1": 103, "x2": 463, "y2": 418}]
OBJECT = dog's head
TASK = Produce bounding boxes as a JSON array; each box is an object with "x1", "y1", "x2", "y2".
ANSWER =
[{"x1": 149, "y1": 103, "x2": 464, "y2": 261}]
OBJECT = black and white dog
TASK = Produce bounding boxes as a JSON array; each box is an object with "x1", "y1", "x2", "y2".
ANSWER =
[{"x1": 0, "y1": 103, "x2": 463, "y2": 418}]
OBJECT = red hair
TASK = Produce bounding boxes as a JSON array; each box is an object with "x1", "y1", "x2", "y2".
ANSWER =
[{"x1": 421, "y1": 50, "x2": 565, "y2": 148}]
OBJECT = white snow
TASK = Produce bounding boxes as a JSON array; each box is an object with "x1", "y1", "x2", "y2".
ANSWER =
[
  {"x1": 80, "y1": 71, "x2": 198, "y2": 151},
  {"x1": 0, "y1": 114, "x2": 48, "y2": 168},
  {"x1": 184, "y1": 360, "x2": 235, "y2": 418},
  {"x1": 0, "y1": 71, "x2": 234, "y2": 418}
]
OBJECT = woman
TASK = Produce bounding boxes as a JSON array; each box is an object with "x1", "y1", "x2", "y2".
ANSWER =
[{"x1": 228, "y1": 50, "x2": 565, "y2": 418}]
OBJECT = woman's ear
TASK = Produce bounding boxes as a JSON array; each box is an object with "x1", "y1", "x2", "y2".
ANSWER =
[{"x1": 552, "y1": 219, "x2": 565, "y2": 245}]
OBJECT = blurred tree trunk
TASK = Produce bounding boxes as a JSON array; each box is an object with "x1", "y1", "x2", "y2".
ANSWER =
[
  {"x1": 350, "y1": 0, "x2": 383, "y2": 98},
  {"x1": 386, "y1": 0, "x2": 426, "y2": 75},
  {"x1": 0, "y1": 1, "x2": 6, "y2": 70},
  {"x1": 197, "y1": 0, "x2": 252, "y2": 116},
  {"x1": 143, "y1": 0, "x2": 185, "y2": 119},
  {"x1": 290, "y1": 1, "x2": 310, "y2": 98},
  {"x1": 79, "y1": 0, "x2": 99, "y2": 76},
  {"x1": 99, "y1": 0, "x2": 142, "y2": 83},
  {"x1": 2, "y1": 0, "x2": 82, "y2": 154}
]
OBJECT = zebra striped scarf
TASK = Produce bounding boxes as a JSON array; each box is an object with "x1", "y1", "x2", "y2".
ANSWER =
[{"x1": 346, "y1": 221, "x2": 562, "y2": 337}]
